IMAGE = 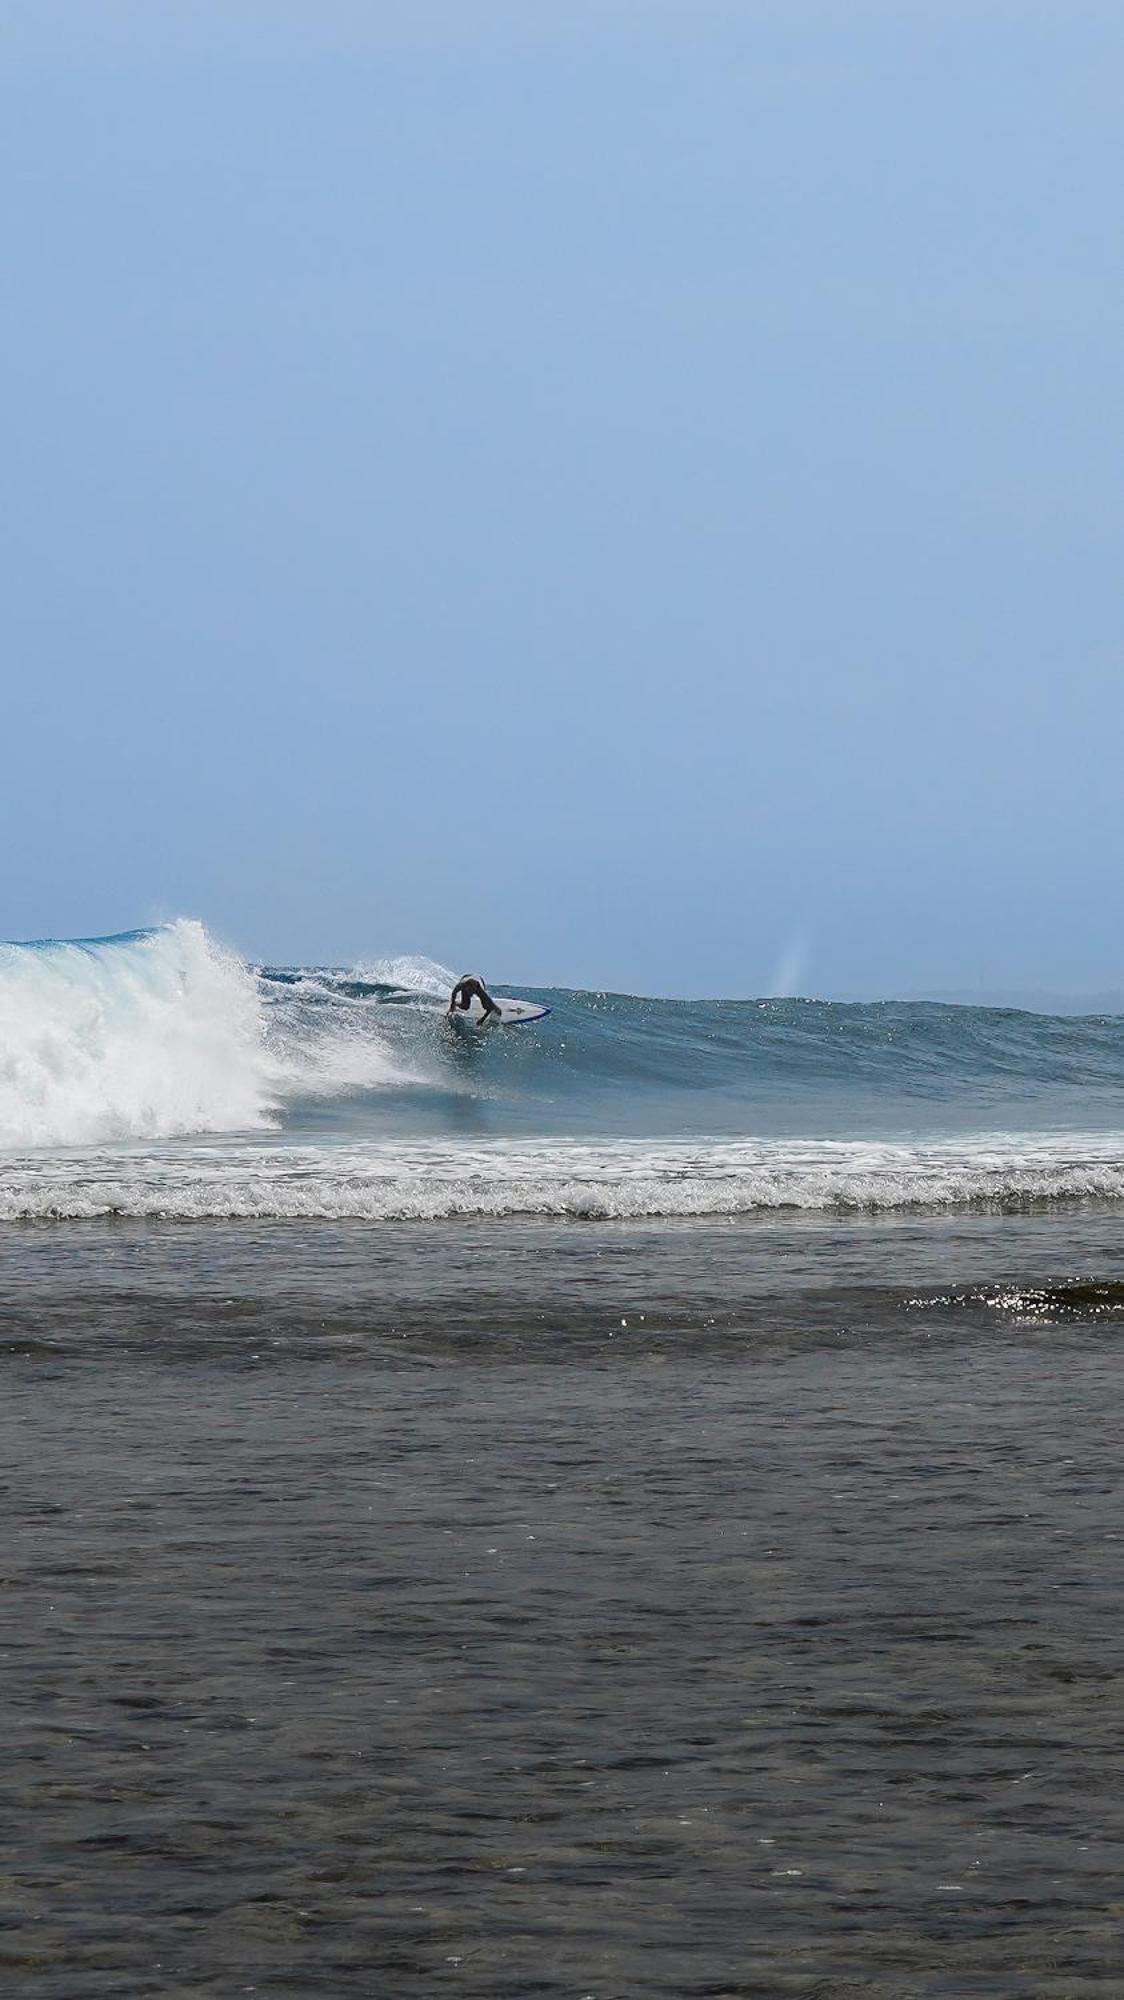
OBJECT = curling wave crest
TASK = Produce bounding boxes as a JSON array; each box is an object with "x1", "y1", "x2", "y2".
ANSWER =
[
  {"x1": 0, "y1": 922, "x2": 271, "y2": 1148},
  {"x1": 0, "y1": 921, "x2": 422, "y2": 1150},
  {"x1": 6, "y1": 929, "x2": 1124, "y2": 1206}
]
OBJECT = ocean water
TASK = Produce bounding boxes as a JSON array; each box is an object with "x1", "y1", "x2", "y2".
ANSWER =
[
  {"x1": 5, "y1": 923, "x2": 1124, "y2": 1996},
  {"x1": 5, "y1": 917, "x2": 1124, "y2": 1219}
]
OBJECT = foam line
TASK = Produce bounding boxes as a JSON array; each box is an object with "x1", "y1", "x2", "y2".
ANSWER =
[{"x1": 3, "y1": 1134, "x2": 1124, "y2": 1221}]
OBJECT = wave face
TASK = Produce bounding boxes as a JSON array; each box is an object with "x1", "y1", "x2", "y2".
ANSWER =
[
  {"x1": 260, "y1": 965, "x2": 1124, "y2": 1119},
  {"x1": 5, "y1": 925, "x2": 1124, "y2": 1219}
]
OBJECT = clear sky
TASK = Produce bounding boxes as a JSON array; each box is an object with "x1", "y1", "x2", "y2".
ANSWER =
[{"x1": 3, "y1": 1, "x2": 1122, "y2": 996}]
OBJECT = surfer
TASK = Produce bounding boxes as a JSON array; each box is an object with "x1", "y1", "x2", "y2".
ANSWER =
[{"x1": 448, "y1": 973, "x2": 501, "y2": 1024}]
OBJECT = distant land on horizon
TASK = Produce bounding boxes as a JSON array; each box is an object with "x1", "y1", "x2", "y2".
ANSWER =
[{"x1": 867, "y1": 989, "x2": 1124, "y2": 1018}]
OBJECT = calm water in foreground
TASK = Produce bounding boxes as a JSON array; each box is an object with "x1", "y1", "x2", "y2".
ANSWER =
[{"x1": 5, "y1": 1211, "x2": 1124, "y2": 1998}]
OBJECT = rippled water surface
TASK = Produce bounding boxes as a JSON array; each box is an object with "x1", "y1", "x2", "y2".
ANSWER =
[
  {"x1": 6, "y1": 1216, "x2": 1124, "y2": 1997},
  {"x1": 6, "y1": 931, "x2": 1124, "y2": 1991}
]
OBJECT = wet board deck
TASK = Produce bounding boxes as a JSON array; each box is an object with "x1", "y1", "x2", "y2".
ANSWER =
[{"x1": 451, "y1": 995, "x2": 551, "y2": 1028}]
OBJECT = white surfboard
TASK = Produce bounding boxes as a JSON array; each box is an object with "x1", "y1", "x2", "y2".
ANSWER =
[{"x1": 451, "y1": 994, "x2": 551, "y2": 1028}]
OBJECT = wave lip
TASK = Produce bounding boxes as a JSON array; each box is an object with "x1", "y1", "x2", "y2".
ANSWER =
[
  {"x1": 0, "y1": 923, "x2": 441, "y2": 1154},
  {"x1": 3, "y1": 1134, "x2": 1124, "y2": 1222},
  {"x1": 0, "y1": 921, "x2": 273, "y2": 1149},
  {"x1": 351, "y1": 954, "x2": 456, "y2": 999}
]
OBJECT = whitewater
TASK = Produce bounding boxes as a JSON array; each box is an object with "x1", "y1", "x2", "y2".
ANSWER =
[
  {"x1": 10, "y1": 926, "x2": 1124, "y2": 2000},
  {"x1": 4, "y1": 918, "x2": 1124, "y2": 1222}
]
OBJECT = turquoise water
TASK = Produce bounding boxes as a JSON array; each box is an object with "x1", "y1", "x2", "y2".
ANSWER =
[
  {"x1": 4, "y1": 922, "x2": 1124, "y2": 1217},
  {"x1": 271, "y1": 969, "x2": 1124, "y2": 1141}
]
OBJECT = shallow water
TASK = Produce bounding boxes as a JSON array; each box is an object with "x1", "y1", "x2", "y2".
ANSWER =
[
  {"x1": 5, "y1": 930, "x2": 1124, "y2": 1990},
  {"x1": 5, "y1": 1215, "x2": 1124, "y2": 1996}
]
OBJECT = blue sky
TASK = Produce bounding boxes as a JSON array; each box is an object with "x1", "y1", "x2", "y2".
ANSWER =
[{"x1": 3, "y1": 2, "x2": 1122, "y2": 995}]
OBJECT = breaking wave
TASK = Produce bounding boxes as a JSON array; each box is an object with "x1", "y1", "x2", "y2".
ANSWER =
[
  {"x1": 4, "y1": 922, "x2": 1124, "y2": 1224},
  {"x1": 0, "y1": 922, "x2": 270, "y2": 1148},
  {"x1": 0, "y1": 921, "x2": 425, "y2": 1150},
  {"x1": 4, "y1": 1135, "x2": 1124, "y2": 1222}
]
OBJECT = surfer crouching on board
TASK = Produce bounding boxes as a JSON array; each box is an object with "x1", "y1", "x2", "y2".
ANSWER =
[{"x1": 448, "y1": 973, "x2": 501, "y2": 1024}]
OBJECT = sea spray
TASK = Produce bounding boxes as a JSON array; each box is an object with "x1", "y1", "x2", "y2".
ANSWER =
[
  {"x1": 6, "y1": 926, "x2": 1124, "y2": 1196},
  {"x1": 0, "y1": 922, "x2": 272, "y2": 1148}
]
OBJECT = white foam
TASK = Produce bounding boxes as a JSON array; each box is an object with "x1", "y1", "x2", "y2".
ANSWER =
[
  {"x1": 262, "y1": 992, "x2": 421, "y2": 1100},
  {"x1": 0, "y1": 921, "x2": 273, "y2": 1149},
  {"x1": 356, "y1": 954, "x2": 456, "y2": 1000},
  {"x1": 3, "y1": 1133, "x2": 1124, "y2": 1221}
]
